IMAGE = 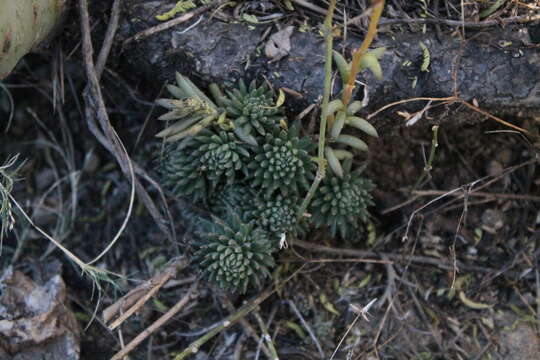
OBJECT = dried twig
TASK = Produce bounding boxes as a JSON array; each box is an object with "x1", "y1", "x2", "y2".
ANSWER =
[
  {"x1": 253, "y1": 311, "x2": 280, "y2": 360},
  {"x1": 174, "y1": 265, "x2": 306, "y2": 360},
  {"x1": 223, "y1": 297, "x2": 273, "y2": 359},
  {"x1": 378, "y1": 13, "x2": 540, "y2": 28},
  {"x1": 111, "y1": 281, "x2": 199, "y2": 360},
  {"x1": 79, "y1": 0, "x2": 176, "y2": 244},
  {"x1": 289, "y1": 300, "x2": 325, "y2": 358},
  {"x1": 103, "y1": 257, "x2": 188, "y2": 329},
  {"x1": 412, "y1": 189, "x2": 540, "y2": 202},
  {"x1": 123, "y1": 0, "x2": 227, "y2": 45},
  {"x1": 291, "y1": 238, "x2": 517, "y2": 276},
  {"x1": 95, "y1": 0, "x2": 122, "y2": 78}
]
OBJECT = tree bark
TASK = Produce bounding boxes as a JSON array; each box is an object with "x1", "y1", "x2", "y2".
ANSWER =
[
  {"x1": 0, "y1": 0, "x2": 70, "y2": 79},
  {"x1": 120, "y1": 1, "x2": 540, "y2": 130}
]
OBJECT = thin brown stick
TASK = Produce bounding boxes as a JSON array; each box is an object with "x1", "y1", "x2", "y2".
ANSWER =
[
  {"x1": 412, "y1": 189, "x2": 540, "y2": 202},
  {"x1": 95, "y1": 0, "x2": 121, "y2": 79},
  {"x1": 79, "y1": 0, "x2": 175, "y2": 242},
  {"x1": 104, "y1": 258, "x2": 188, "y2": 329},
  {"x1": 289, "y1": 300, "x2": 325, "y2": 358},
  {"x1": 342, "y1": 0, "x2": 384, "y2": 105},
  {"x1": 368, "y1": 95, "x2": 534, "y2": 139},
  {"x1": 378, "y1": 13, "x2": 540, "y2": 28},
  {"x1": 280, "y1": 258, "x2": 392, "y2": 265},
  {"x1": 290, "y1": 0, "x2": 343, "y2": 20},
  {"x1": 457, "y1": 98, "x2": 534, "y2": 138},
  {"x1": 223, "y1": 296, "x2": 273, "y2": 359},
  {"x1": 123, "y1": 0, "x2": 227, "y2": 45},
  {"x1": 292, "y1": 238, "x2": 505, "y2": 275},
  {"x1": 367, "y1": 96, "x2": 457, "y2": 119},
  {"x1": 111, "y1": 282, "x2": 198, "y2": 360}
]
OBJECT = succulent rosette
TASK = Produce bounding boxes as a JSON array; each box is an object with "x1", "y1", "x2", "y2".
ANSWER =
[
  {"x1": 195, "y1": 213, "x2": 276, "y2": 293},
  {"x1": 247, "y1": 126, "x2": 315, "y2": 197},
  {"x1": 310, "y1": 167, "x2": 374, "y2": 239},
  {"x1": 159, "y1": 128, "x2": 249, "y2": 201}
]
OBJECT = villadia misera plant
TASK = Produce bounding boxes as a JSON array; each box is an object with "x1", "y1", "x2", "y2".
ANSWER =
[
  {"x1": 156, "y1": 62, "x2": 380, "y2": 292},
  {"x1": 247, "y1": 126, "x2": 315, "y2": 197},
  {"x1": 309, "y1": 159, "x2": 374, "y2": 239},
  {"x1": 195, "y1": 213, "x2": 276, "y2": 293}
]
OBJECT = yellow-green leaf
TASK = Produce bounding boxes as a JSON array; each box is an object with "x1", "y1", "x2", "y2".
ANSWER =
[
  {"x1": 358, "y1": 274, "x2": 371, "y2": 288},
  {"x1": 335, "y1": 134, "x2": 368, "y2": 151},
  {"x1": 359, "y1": 53, "x2": 383, "y2": 80},
  {"x1": 242, "y1": 13, "x2": 259, "y2": 24},
  {"x1": 261, "y1": 88, "x2": 285, "y2": 109},
  {"x1": 333, "y1": 50, "x2": 351, "y2": 85},
  {"x1": 325, "y1": 146, "x2": 343, "y2": 178},
  {"x1": 286, "y1": 321, "x2": 307, "y2": 339},
  {"x1": 330, "y1": 110, "x2": 346, "y2": 139},
  {"x1": 458, "y1": 291, "x2": 492, "y2": 310},
  {"x1": 320, "y1": 293, "x2": 340, "y2": 316},
  {"x1": 346, "y1": 116, "x2": 378, "y2": 138},
  {"x1": 156, "y1": 1, "x2": 197, "y2": 21},
  {"x1": 276, "y1": 88, "x2": 286, "y2": 107}
]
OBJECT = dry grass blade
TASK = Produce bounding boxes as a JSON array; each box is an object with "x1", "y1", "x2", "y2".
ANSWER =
[
  {"x1": 104, "y1": 257, "x2": 188, "y2": 329},
  {"x1": 0, "y1": 155, "x2": 20, "y2": 244},
  {"x1": 174, "y1": 264, "x2": 307, "y2": 360},
  {"x1": 378, "y1": 13, "x2": 540, "y2": 27},
  {"x1": 78, "y1": 0, "x2": 176, "y2": 248},
  {"x1": 111, "y1": 281, "x2": 199, "y2": 360},
  {"x1": 123, "y1": 0, "x2": 228, "y2": 45}
]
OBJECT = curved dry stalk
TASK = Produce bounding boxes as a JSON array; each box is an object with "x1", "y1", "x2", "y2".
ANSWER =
[{"x1": 342, "y1": 0, "x2": 385, "y2": 105}]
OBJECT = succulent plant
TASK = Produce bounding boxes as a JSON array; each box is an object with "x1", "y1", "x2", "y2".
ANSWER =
[
  {"x1": 247, "y1": 126, "x2": 315, "y2": 197},
  {"x1": 209, "y1": 184, "x2": 255, "y2": 219},
  {"x1": 196, "y1": 129, "x2": 250, "y2": 188},
  {"x1": 309, "y1": 164, "x2": 374, "y2": 239},
  {"x1": 195, "y1": 213, "x2": 276, "y2": 293},
  {"x1": 246, "y1": 193, "x2": 299, "y2": 234},
  {"x1": 159, "y1": 128, "x2": 250, "y2": 201},
  {"x1": 158, "y1": 140, "x2": 207, "y2": 202},
  {"x1": 222, "y1": 80, "x2": 284, "y2": 143},
  {"x1": 155, "y1": 72, "x2": 222, "y2": 142}
]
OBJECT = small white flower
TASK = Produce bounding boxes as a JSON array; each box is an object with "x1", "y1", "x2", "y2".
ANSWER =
[
  {"x1": 279, "y1": 233, "x2": 288, "y2": 249},
  {"x1": 349, "y1": 298, "x2": 377, "y2": 322}
]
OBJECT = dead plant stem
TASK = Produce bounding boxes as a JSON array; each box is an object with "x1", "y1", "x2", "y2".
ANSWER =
[
  {"x1": 123, "y1": 0, "x2": 227, "y2": 45},
  {"x1": 413, "y1": 124, "x2": 439, "y2": 190},
  {"x1": 342, "y1": 0, "x2": 385, "y2": 105},
  {"x1": 174, "y1": 265, "x2": 306, "y2": 360},
  {"x1": 111, "y1": 282, "x2": 198, "y2": 360}
]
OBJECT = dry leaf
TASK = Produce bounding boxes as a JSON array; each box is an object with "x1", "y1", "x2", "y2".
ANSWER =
[{"x1": 264, "y1": 26, "x2": 294, "y2": 62}]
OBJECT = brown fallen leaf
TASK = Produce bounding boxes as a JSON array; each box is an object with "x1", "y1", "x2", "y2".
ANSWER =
[{"x1": 264, "y1": 26, "x2": 294, "y2": 62}]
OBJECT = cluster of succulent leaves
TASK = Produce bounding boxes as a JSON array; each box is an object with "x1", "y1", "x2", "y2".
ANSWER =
[
  {"x1": 157, "y1": 73, "x2": 375, "y2": 292},
  {"x1": 322, "y1": 48, "x2": 384, "y2": 178}
]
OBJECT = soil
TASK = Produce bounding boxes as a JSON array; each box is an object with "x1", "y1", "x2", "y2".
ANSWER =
[{"x1": 0, "y1": 1, "x2": 539, "y2": 360}]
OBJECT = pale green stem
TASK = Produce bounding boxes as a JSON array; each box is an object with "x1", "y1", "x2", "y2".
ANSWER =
[
  {"x1": 296, "y1": 0, "x2": 337, "y2": 221},
  {"x1": 413, "y1": 124, "x2": 439, "y2": 190}
]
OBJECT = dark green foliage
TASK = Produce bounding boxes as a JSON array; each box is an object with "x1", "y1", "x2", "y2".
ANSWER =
[
  {"x1": 155, "y1": 72, "x2": 220, "y2": 142},
  {"x1": 157, "y1": 76, "x2": 377, "y2": 292},
  {"x1": 223, "y1": 80, "x2": 283, "y2": 137},
  {"x1": 159, "y1": 129, "x2": 249, "y2": 201},
  {"x1": 310, "y1": 168, "x2": 374, "y2": 239},
  {"x1": 159, "y1": 140, "x2": 207, "y2": 202},
  {"x1": 195, "y1": 213, "x2": 276, "y2": 293},
  {"x1": 246, "y1": 193, "x2": 299, "y2": 234},
  {"x1": 247, "y1": 126, "x2": 315, "y2": 197},
  {"x1": 196, "y1": 130, "x2": 250, "y2": 187},
  {"x1": 209, "y1": 184, "x2": 255, "y2": 219}
]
